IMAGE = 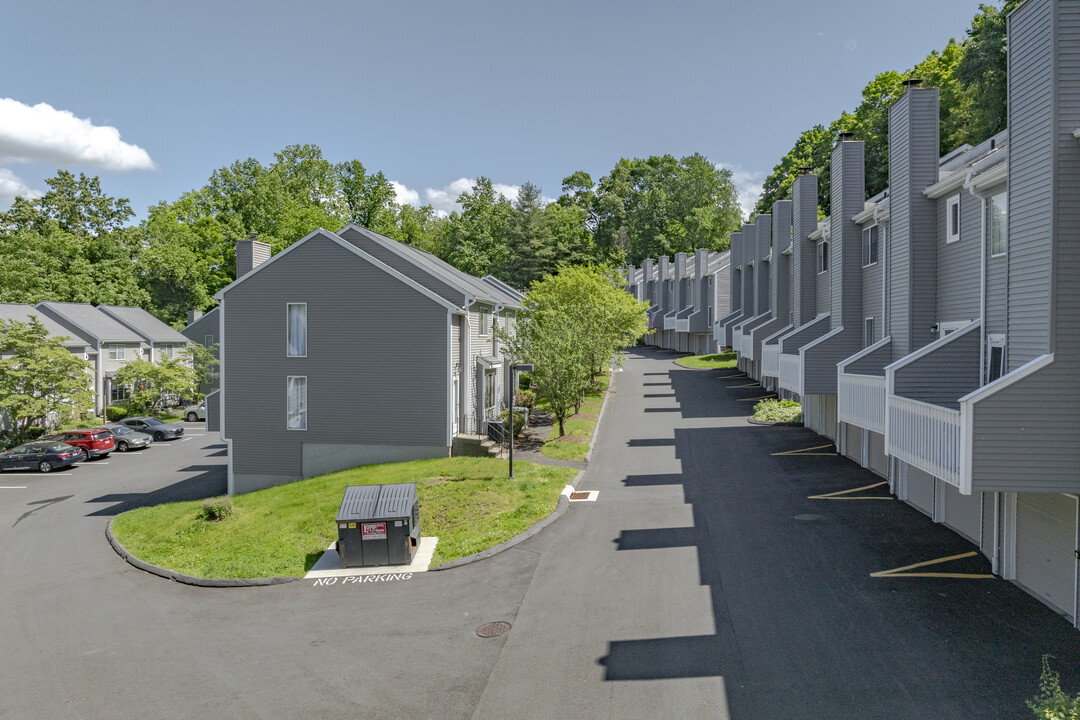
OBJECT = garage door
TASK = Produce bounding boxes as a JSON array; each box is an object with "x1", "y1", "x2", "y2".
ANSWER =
[
  {"x1": 942, "y1": 483, "x2": 981, "y2": 545},
  {"x1": 1016, "y1": 493, "x2": 1077, "y2": 619}
]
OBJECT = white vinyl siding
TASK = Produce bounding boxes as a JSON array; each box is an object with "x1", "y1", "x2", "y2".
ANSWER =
[
  {"x1": 287, "y1": 303, "x2": 307, "y2": 357},
  {"x1": 991, "y1": 191, "x2": 1007, "y2": 257},
  {"x1": 108, "y1": 344, "x2": 124, "y2": 361},
  {"x1": 159, "y1": 344, "x2": 175, "y2": 359},
  {"x1": 946, "y1": 195, "x2": 961, "y2": 243},
  {"x1": 287, "y1": 376, "x2": 307, "y2": 430}
]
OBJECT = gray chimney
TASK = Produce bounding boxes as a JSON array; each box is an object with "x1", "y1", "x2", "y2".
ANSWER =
[{"x1": 236, "y1": 234, "x2": 272, "y2": 278}]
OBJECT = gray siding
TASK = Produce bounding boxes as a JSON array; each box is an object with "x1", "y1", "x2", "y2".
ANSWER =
[
  {"x1": 770, "y1": 201, "x2": 793, "y2": 321},
  {"x1": 846, "y1": 339, "x2": 891, "y2": 376},
  {"x1": 1007, "y1": 0, "x2": 1055, "y2": 365},
  {"x1": 792, "y1": 174, "x2": 819, "y2": 325},
  {"x1": 830, "y1": 139, "x2": 865, "y2": 330},
  {"x1": 815, "y1": 242, "x2": 831, "y2": 318},
  {"x1": 887, "y1": 86, "x2": 940, "y2": 358},
  {"x1": 936, "y1": 192, "x2": 982, "y2": 321},
  {"x1": 984, "y1": 185, "x2": 1010, "y2": 335},
  {"x1": 338, "y1": 226, "x2": 468, "y2": 308},
  {"x1": 892, "y1": 329, "x2": 981, "y2": 407},
  {"x1": 727, "y1": 234, "x2": 742, "y2": 313},
  {"x1": 754, "y1": 214, "x2": 772, "y2": 316},
  {"x1": 223, "y1": 233, "x2": 449, "y2": 485},
  {"x1": 740, "y1": 224, "x2": 755, "y2": 316},
  {"x1": 860, "y1": 224, "x2": 884, "y2": 346},
  {"x1": 803, "y1": 329, "x2": 862, "y2": 395}
]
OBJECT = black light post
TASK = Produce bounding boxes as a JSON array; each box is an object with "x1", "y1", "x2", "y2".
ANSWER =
[{"x1": 508, "y1": 363, "x2": 533, "y2": 478}]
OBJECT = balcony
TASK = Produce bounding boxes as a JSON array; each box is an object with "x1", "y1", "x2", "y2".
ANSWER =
[
  {"x1": 762, "y1": 342, "x2": 780, "y2": 379},
  {"x1": 837, "y1": 337, "x2": 891, "y2": 434},
  {"x1": 779, "y1": 353, "x2": 801, "y2": 395},
  {"x1": 777, "y1": 315, "x2": 831, "y2": 396},
  {"x1": 887, "y1": 394, "x2": 962, "y2": 486}
]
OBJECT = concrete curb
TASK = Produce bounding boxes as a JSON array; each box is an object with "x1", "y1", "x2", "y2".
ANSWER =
[
  {"x1": 747, "y1": 418, "x2": 803, "y2": 428},
  {"x1": 106, "y1": 518, "x2": 301, "y2": 588},
  {"x1": 432, "y1": 468, "x2": 585, "y2": 571},
  {"x1": 583, "y1": 366, "x2": 616, "y2": 465}
]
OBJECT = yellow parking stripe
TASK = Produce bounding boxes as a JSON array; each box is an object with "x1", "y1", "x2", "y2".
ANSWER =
[
  {"x1": 808, "y1": 481, "x2": 893, "y2": 500},
  {"x1": 772, "y1": 443, "x2": 837, "y2": 456},
  {"x1": 737, "y1": 394, "x2": 777, "y2": 402},
  {"x1": 720, "y1": 374, "x2": 748, "y2": 379},
  {"x1": 728, "y1": 383, "x2": 762, "y2": 389},
  {"x1": 870, "y1": 550, "x2": 995, "y2": 579}
]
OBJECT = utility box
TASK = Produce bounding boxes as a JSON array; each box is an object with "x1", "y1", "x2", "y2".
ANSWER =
[{"x1": 336, "y1": 483, "x2": 420, "y2": 568}]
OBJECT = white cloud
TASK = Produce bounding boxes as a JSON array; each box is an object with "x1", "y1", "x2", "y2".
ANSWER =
[
  {"x1": 0, "y1": 98, "x2": 156, "y2": 172},
  {"x1": 844, "y1": 38, "x2": 858, "y2": 52},
  {"x1": 389, "y1": 180, "x2": 420, "y2": 207},
  {"x1": 0, "y1": 167, "x2": 42, "y2": 205},
  {"x1": 717, "y1": 162, "x2": 765, "y2": 221}
]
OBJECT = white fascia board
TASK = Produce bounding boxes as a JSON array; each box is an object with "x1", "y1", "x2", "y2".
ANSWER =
[
  {"x1": 966, "y1": 161, "x2": 1008, "y2": 192},
  {"x1": 923, "y1": 170, "x2": 969, "y2": 199},
  {"x1": 852, "y1": 203, "x2": 877, "y2": 224}
]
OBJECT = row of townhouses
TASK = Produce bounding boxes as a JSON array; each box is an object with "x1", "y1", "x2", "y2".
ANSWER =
[
  {"x1": 184, "y1": 226, "x2": 523, "y2": 495},
  {"x1": 716, "y1": 0, "x2": 1080, "y2": 627},
  {"x1": 0, "y1": 301, "x2": 190, "y2": 416},
  {"x1": 626, "y1": 248, "x2": 731, "y2": 355}
]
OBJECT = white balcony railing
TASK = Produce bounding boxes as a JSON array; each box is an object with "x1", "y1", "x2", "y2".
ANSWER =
[
  {"x1": 838, "y1": 373, "x2": 886, "y2": 433},
  {"x1": 677, "y1": 318, "x2": 689, "y2": 332},
  {"x1": 887, "y1": 394, "x2": 962, "y2": 489},
  {"x1": 779, "y1": 353, "x2": 801, "y2": 395},
  {"x1": 663, "y1": 316, "x2": 676, "y2": 330},
  {"x1": 762, "y1": 343, "x2": 780, "y2": 378},
  {"x1": 741, "y1": 331, "x2": 754, "y2": 361}
]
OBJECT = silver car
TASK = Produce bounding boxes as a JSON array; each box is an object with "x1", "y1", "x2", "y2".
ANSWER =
[
  {"x1": 119, "y1": 417, "x2": 184, "y2": 441},
  {"x1": 185, "y1": 403, "x2": 206, "y2": 422},
  {"x1": 103, "y1": 424, "x2": 152, "y2": 452}
]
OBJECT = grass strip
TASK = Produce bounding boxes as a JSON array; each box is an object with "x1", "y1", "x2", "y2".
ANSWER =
[
  {"x1": 674, "y1": 352, "x2": 737, "y2": 369},
  {"x1": 111, "y1": 457, "x2": 576, "y2": 579},
  {"x1": 538, "y1": 372, "x2": 610, "y2": 461}
]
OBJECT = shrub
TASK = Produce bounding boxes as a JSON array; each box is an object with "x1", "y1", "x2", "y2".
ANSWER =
[
  {"x1": 753, "y1": 399, "x2": 803, "y2": 423},
  {"x1": 1028, "y1": 656, "x2": 1080, "y2": 720},
  {"x1": 500, "y1": 408, "x2": 526, "y2": 437},
  {"x1": 106, "y1": 405, "x2": 127, "y2": 422},
  {"x1": 200, "y1": 496, "x2": 234, "y2": 522},
  {"x1": 518, "y1": 372, "x2": 532, "y2": 391},
  {"x1": 515, "y1": 391, "x2": 536, "y2": 408},
  {"x1": 27, "y1": 426, "x2": 45, "y2": 439}
]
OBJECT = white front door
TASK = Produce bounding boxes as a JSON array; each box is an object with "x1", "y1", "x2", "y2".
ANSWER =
[{"x1": 452, "y1": 375, "x2": 460, "y2": 434}]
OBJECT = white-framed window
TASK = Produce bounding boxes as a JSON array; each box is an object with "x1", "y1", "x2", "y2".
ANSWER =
[
  {"x1": 204, "y1": 335, "x2": 214, "y2": 348},
  {"x1": 110, "y1": 384, "x2": 130, "y2": 403},
  {"x1": 861, "y1": 225, "x2": 879, "y2": 267},
  {"x1": 484, "y1": 369, "x2": 497, "y2": 418},
  {"x1": 159, "y1": 344, "x2": 175, "y2": 359},
  {"x1": 287, "y1": 376, "x2": 307, "y2": 430},
  {"x1": 492, "y1": 314, "x2": 500, "y2": 355},
  {"x1": 817, "y1": 240, "x2": 829, "y2": 274},
  {"x1": 108, "y1": 344, "x2": 124, "y2": 361},
  {"x1": 478, "y1": 307, "x2": 489, "y2": 336},
  {"x1": 864, "y1": 317, "x2": 875, "y2": 348},
  {"x1": 939, "y1": 321, "x2": 967, "y2": 339},
  {"x1": 287, "y1": 303, "x2": 307, "y2": 357},
  {"x1": 986, "y1": 334, "x2": 1006, "y2": 383},
  {"x1": 946, "y1": 195, "x2": 961, "y2": 243},
  {"x1": 990, "y1": 191, "x2": 1007, "y2": 257}
]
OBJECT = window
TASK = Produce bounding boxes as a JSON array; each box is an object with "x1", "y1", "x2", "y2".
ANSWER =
[
  {"x1": 287, "y1": 376, "x2": 307, "y2": 430},
  {"x1": 986, "y1": 334, "x2": 1006, "y2": 383},
  {"x1": 817, "y1": 240, "x2": 829, "y2": 273},
  {"x1": 946, "y1": 195, "x2": 961, "y2": 243},
  {"x1": 110, "y1": 384, "x2": 130, "y2": 403},
  {"x1": 204, "y1": 335, "x2": 214, "y2": 348},
  {"x1": 287, "y1": 303, "x2": 307, "y2": 357},
  {"x1": 990, "y1": 192, "x2": 1007, "y2": 256},
  {"x1": 492, "y1": 314, "x2": 500, "y2": 355},
  {"x1": 861, "y1": 226, "x2": 879, "y2": 267},
  {"x1": 484, "y1": 370, "x2": 497, "y2": 418},
  {"x1": 108, "y1": 344, "x2": 124, "y2": 361},
  {"x1": 159, "y1": 344, "x2": 175, "y2": 359},
  {"x1": 864, "y1": 317, "x2": 875, "y2": 348},
  {"x1": 479, "y1": 307, "x2": 488, "y2": 336}
]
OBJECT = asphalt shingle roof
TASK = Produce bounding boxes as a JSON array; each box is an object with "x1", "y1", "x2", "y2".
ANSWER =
[
  {"x1": 35, "y1": 302, "x2": 144, "y2": 344},
  {"x1": 0, "y1": 303, "x2": 93, "y2": 347},
  {"x1": 99, "y1": 306, "x2": 189, "y2": 343}
]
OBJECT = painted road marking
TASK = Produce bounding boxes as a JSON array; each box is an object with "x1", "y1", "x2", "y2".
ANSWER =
[
  {"x1": 737, "y1": 394, "x2": 778, "y2": 402},
  {"x1": 720, "y1": 374, "x2": 748, "y2": 379},
  {"x1": 728, "y1": 383, "x2": 762, "y2": 389},
  {"x1": 772, "y1": 443, "x2": 837, "y2": 456},
  {"x1": 870, "y1": 550, "x2": 995, "y2": 579},
  {"x1": 1, "y1": 486, "x2": 28, "y2": 489},
  {"x1": 0, "y1": 473, "x2": 72, "y2": 476},
  {"x1": 808, "y1": 481, "x2": 893, "y2": 500}
]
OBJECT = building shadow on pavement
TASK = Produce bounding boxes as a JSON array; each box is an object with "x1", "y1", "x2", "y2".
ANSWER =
[{"x1": 85, "y1": 464, "x2": 227, "y2": 516}]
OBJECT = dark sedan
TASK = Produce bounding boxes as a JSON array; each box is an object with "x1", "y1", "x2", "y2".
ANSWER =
[
  {"x1": 0, "y1": 442, "x2": 84, "y2": 473},
  {"x1": 118, "y1": 417, "x2": 185, "y2": 441}
]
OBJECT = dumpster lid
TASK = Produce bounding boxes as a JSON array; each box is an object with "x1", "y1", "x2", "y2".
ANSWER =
[
  {"x1": 337, "y1": 485, "x2": 382, "y2": 522},
  {"x1": 374, "y1": 483, "x2": 419, "y2": 518}
]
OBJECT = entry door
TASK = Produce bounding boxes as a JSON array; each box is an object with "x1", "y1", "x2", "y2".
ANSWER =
[{"x1": 452, "y1": 375, "x2": 460, "y2": 434}]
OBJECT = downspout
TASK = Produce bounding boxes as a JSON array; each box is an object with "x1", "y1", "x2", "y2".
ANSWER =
[{"x1": 462, "y1": 296, "x2": 475, "y2": 434}]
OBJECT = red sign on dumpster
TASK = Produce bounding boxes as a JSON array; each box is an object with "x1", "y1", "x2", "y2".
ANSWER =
[{"x1": 362, "y1": 522, "x2": 386, "y2": 540}]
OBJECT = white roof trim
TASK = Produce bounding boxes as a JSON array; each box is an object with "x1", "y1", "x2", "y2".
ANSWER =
[{"x1": 213, "y1": 228, "x2": 461, "y2": 314}]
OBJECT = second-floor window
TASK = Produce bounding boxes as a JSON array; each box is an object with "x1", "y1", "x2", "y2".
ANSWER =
[
  {"x1": 287, "y1": 376, "x2": 307, "y2": 430},
  {"x1": 817, "y1": 240, "x2": 829, "y2": 274},
  {"x1": 861, "y1": 226, "x2": 879, "y2": 267},
  {"x1": 947, "y1": 195, "x2": 961, "y2": 243},
  {"x1": 159, "y1": 344, "x2": 175, "y2": 359},
  {"x1": 108, "y1": 344, "x2": 124, "y2": 361},
  {"x1": 991, "y1": 192, "x2": 1007, "y2": 257},
  {"x1": 479, "y1": 308, "x2": 489, "y2": 336},
  {"x1": 864, "y1": 317, "x2": 875, "y2": 348},
  {"x1": 287, "y1": 303, "x2": 307, "y2": 357}
]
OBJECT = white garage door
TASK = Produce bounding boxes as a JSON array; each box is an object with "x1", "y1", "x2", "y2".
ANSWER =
[
  {"x1": 1016, "y1": 494, "x2": 1077, "y2": 619},
  {"x1": 942, "y1": 483, "x2": 982, "y2": 545}
]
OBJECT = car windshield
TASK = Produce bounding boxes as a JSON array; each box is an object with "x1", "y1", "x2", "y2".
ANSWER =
[
  {"x1": 112, "y1": 426, "x2": 133, "y2": 435},
  {"x1": 141, "y1": 418, "x2": 164, "y2": 426}
]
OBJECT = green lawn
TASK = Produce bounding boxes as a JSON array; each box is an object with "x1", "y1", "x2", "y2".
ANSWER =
[
  {"x1": 537, "y1": 372, "x2": 610, "y2": 462},
  {"x1": 674, "y1": 352, "x2": 737, "y2": 370},
  {"x1": 110, "y1": 457, "x2": 576, "y2": 579}
]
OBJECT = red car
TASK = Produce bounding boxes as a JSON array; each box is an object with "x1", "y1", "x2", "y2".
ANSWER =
[{"x1": 42, "y1": 428, "x2": 115, "y2": 459}]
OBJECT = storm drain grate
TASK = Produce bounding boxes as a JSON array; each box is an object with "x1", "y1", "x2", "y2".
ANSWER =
[
  {"x1": 570, "y1": 491, "x2": 591, "y2": 501},
  {"x1": 794, "y1": 513, "x2": 823, "y2": 521},
  {"x1": 476, "y1": 621, "x2": 512, "y2": 638}
]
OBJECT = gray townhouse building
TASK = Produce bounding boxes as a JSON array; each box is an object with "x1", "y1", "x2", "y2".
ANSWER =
[
  {"x1": 629, "y1": 249, "x2": 730, "y2": 355},
  {"x1": 718, "y1": 0, "x2": 1080, "y2": 626},
  {"x1": 213, "y1": 225, "x2": 522, "y2": 495}
]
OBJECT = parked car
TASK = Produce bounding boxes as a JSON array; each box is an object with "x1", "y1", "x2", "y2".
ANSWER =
[
  {"x1": 0, "y1": 441, "x2": 84, "y2": 473},
  {"x1": 185, "y1": 403, "x2": 206, "y2": 422},
  {"x1": 118, "y1": 417, "x2": 184, "y2": 441},
  {"x1": 103, "y1": 424, "x2": 152, "y2": 452},
  {"x1": 41, "y1": 428, "x2": 115, "y2": 459}
]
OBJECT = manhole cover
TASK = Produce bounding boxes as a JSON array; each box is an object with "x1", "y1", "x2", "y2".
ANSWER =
[
  {"x1": 794, "y1": 513, "x2": 823, "y2": 521},
  {"x1": 570, "y1": 491, "x2": 591, "y2": 501},
  {"x1": 476, "y1": 621, "x2": 512, "y2": 638}
]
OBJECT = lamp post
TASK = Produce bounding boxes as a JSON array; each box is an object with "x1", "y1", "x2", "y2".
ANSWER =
[{"x1": 508, "y1": 363, "x2": 533, "y2": 478}]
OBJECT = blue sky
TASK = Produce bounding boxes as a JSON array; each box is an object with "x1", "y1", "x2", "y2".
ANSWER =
[{"x1": 1, "y1": 0, "x2": 984, "y2": 222}]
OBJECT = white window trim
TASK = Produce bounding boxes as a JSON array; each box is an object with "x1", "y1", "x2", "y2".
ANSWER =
[
  {"x1": 287, "y1": 375, "x2": 307, "y2": 431},
  {"x1": 939, "y1": 320, "x2": 968, "y2": 339},
  {"x1": 204, "y1": 335, "x2": 214, "y2": 348},
  {"x1": 986, "y1": 333, "x2": 1006, "y2": 382},
  {"x1": 108, "y1": 344, "x2": 124, "y2": 361},
  {"x1": 864, "y1": 317, "x2": 875, "y2": 348},
  {"x1": 286, "y1": 302, "x2": 307, "y2": 358},
  {"x1": 861, "y1": 225, "x2": 879, "y2": 268},
  {"x1": 990, "y1": 191, "x2": 1008, "y2": 258},
  {"x1": 946, "y1": 195, "x2": 961, "y2": 244},
  {"x1": 478, "y1": 307, "x2": 489, "y2": 337},
  {"x1": 817, "y1": 240, "x2": 829, "y2": 274}
]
